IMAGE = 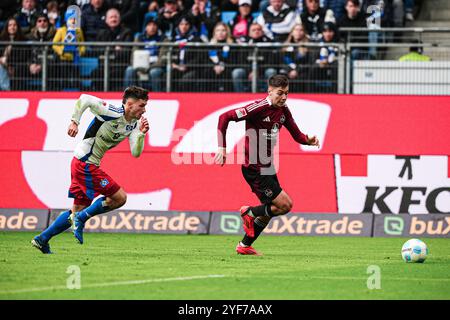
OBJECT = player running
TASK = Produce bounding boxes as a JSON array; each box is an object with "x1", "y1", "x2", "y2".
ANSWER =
[
  {"x1": 31, "y1": 86, "x2": 149, "y2": 253},
  {"x1": 215, "y1": 75, "x2": 320, "y2": 255}
]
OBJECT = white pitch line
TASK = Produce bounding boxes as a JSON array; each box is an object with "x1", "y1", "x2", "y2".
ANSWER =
[{"x1": 0, "y1": 274, "x2": 226, "y2": 295}]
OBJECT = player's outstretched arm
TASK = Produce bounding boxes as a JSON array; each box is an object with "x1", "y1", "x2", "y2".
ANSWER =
[
  {"x1": 129, "y1": 116, "x2": 149, "y2": 158},
  {"x1": 284, "y1": 108, "x2": 320, "y2": 148}
]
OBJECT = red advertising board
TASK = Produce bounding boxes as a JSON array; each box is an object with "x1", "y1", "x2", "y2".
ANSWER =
[{"x1": 0, "y1": 92, "x2": 448, "y2": 212}]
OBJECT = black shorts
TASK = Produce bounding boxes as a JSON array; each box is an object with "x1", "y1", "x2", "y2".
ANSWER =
[{"x1": 241, "y1": 165, "x2": 283, "y2": 204}]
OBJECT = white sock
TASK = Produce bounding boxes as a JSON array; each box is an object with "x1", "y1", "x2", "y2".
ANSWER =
[{"x1": 239, "y1": 241, "x2": 249, "y2": 247}]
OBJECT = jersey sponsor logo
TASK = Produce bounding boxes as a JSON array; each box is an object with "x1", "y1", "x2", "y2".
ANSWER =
[
  {"x1": 263, "y1": 116, "x2": 270, "y2": 122},
  {"x1": 100, "y1": 178, "x2": 109, "y2": 187},
  {"x1": 235, "y1": 107, "x2": 247, "y2": 119},
  {"x1": 271, "y1": 123, "x2": 279, "y2": 133}
]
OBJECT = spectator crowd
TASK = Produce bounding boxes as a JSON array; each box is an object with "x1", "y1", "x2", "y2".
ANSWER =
[{"x1": 0, "y1": 0, "x2": 420, "y2": 92}]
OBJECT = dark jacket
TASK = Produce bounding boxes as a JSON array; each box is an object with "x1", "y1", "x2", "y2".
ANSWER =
[
  {"x1": 300, "y1": 7, "x2": 329, "y2": 41},
  {"x1": 81, "y1": 3, "x2": 109, "y2": 42},
  {"x1": 96, "y1": 26, "x2": 133, "y2": 62},
  {"x1": 14, "y1": 7, "x2": 41, "y2": 35},
  {"x1": 27, "y1": 26, "x2": 56, "y2": 64},
  {"x1": 109, "y1": 0, "x2": 140, "y2": 33},
  {"x1": 338, "y1": 11, "x2": 367, "y2": 43},
  {"x1": 187, "y1": 2, "x2": 221, "y2": 42}
]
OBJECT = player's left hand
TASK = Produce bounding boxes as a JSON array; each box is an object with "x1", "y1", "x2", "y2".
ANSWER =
[
  {"x1": 140, "y1": 117, "x2": 149, "y2": 134},
  {"x1": 307, "y1": 135, "x2": 320, "y2": 148}
]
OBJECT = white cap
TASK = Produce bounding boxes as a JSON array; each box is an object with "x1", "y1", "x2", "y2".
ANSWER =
[{"x1": 239, "y1": 0, "x2": 252, "y2": 6}]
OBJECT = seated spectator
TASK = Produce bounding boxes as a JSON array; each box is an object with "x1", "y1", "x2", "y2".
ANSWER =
[
  {"x1": 81, "y1": 0, "x2": 109, "y2": 42},
  {"x1": 124, "y1": 17, "x2": 165, "y2": 91},
  {"x1": 95, "y1": 8, "x2": 133, "y2": 91},
  {"x1": 188, "y1": 0, "x2": 221, "y2": 42},
  {"x1": 281, "y1": 24, "x2": 314, "y2": 92},
  {"x1": 14, "y1": 0, "x2": 42, "y2": 36},
  {"x1": 157, "y1": 16, "x2": 202, "y2": 91},
  {"x1": 45, "y1": 0, "x2": 64, "y2": 29},
  {"x1": 309, "y1": 21, "x2": 339, "y2": 92},
  {"x1": 27, "y1": 13, "x2": 56, "y2": 85},
  {"x1": 399, "y1": 40, "x2": 431, "y2": 61},
  {"x1": 157, "y1": 0, "x2": 183, "y2": 40},
  {"x1": 0, "y1": 18, "x2": 28, "y2": 91},
  {"x1": 231, "y1": 22, "x2": 279, "y2": 92},
  {"x1": 338, "y1": 0, "x2": 367, "y2": 60},
  {"x1": 229, "y1": 0, "x2": 254, "y2": 43},
  {"x1": 298, "y1": 0, "x2": 335, "y2": 41},
  {"x1": 205, "y1": 22, "x2": 237, "y2": 91},
  {"x1": 109, "y1": 0, "x2": 140, "y2": 33},
  {"x1": 255, "y1": 0, "x2": 297, "y2": 42},
  {"x1": 52, "y1": 8, "x2": 85, "y2": 90}
]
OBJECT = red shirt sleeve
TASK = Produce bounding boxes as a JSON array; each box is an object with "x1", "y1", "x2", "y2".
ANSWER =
[
  {"x1": 283, "y1": 107, "x2": 309, "y2": 145},
  {"x1": 217, "y1": 102, "x2": 265, "y2": 148}
]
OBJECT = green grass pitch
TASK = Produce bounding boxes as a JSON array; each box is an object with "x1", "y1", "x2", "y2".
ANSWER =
[{"x1": 0, "y1": 232, "x2": 449, "y2": 300}]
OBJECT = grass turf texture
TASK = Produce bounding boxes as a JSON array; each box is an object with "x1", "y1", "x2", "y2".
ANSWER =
[{"x1": 0, "y1": 232, "x2": 449, "y2": 300}]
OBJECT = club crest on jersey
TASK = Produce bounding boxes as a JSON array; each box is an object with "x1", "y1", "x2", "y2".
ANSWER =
[
  {"x1": 280, "y1": 115, "x2": 285, "y2": 124},
  {"x1": 100, "y1": 178, "x2": 109, "y2": 187},
  {"x1": 235, "y1": 108, "x2": 247, "y2": 119},
  {"x1": 126, "y1": 123, "x2": 137, "y2": 131},
  {"x1": 264, "y1": 189, "x2": 273, "y2": 197}
]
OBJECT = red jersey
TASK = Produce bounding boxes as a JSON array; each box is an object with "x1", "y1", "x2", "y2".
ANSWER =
[{"x1": 218, "y1": 97, "x2": 309, "y2": 171}]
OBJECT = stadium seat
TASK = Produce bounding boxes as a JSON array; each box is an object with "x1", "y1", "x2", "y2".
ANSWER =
[
  {"x1": 221, "y1": 11, "x2": 237, "y2": 25},
  {"x1": 79, "y1": 57, "x2": 99, "y2": 88}
]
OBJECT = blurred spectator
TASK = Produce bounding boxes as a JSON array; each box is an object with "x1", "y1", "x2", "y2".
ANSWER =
[
  {"x1": 0, "y1": 0, "x2": 19, "y2": 30},
  {"x1": 157, "y1": 16, "x2": 201, "y2": 91},
  {"x1": 52, "y1": 8, "x2": 85, "y2": 89},
  {"x1": 362, "y1": 0, "x2": 394, "y2": 59},
  {"x1": 124, "y1": 17, "x2": 165, "y2": 91},
  {"x1": 404, "y1": 0, "x2": 414, "y2": 21},
  {"x1": 27, "y1": 13, "x2": 56, "y2": 84},
  {"x1": 399, "y1": 41, "x2": 430, "y2": 61},
  {"x1": 221, "y1": 0, "x2": 259, "y2": 12},
  {"x1": 231, "y1": 22, "x2": 279, "y2": 92},
  {"x1": 188, "y1": 0, "x2": 221, "y2": 42},
  {"x1": 310, "y1": 21, "x2": 338, "y2": 92},
  {"x1": 14, "y1": 0, "x2": 42, "y2": 36},
  {"x1": 95, "y1": 8, "x2": 133, "y2": 91},
  {"x1": 157, "y1": 0, "x2": 183, "y2": 39},
  {"x1": 255, "y1": 0, "x2": 297, "y2": 42},
  {"x1": 45, "y1": 1, "x2": 64, "y2": 29},
  {"x1": 229, "y1": 0, "x2": 254, "y2": 43},
  {"x1": 81, "y1": 0, "x2": 109, "y2": 42},
  {"x1": 281, "y1": 24, "x2": 314, "y2": 92},
  {"x1": 298, "y1": 0, "x2": 335, "y2": 41},
  {"x1": 109, "y1": 0, "x2": 140, "y2": 33},
  {"x1": 323, "y1": 0, "x2": 347, "y2": 21},
  {"x1": 205, "y1": 22, "x2": 236, "y2": 91},
  {"x1": 0, "y1": 18, "x2": 28, "y2": 91},
  {"x1": 338, "y1": 0, "x2": 367, "y2": 60}
]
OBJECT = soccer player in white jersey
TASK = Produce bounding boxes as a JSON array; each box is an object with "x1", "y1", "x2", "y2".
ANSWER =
[{"x1": 32, "y1": 86, "x2": 149, "y2": 254}]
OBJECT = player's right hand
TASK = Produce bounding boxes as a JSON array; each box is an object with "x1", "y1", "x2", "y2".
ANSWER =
[
  {"x1": 68, "y1": 121, "x2": 78, "y2": 137},
  {"x1": 214, "y1": 147, "x2": 227, "y2": 167}
]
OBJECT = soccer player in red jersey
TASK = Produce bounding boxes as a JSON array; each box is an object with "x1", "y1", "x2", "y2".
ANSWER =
[{"x1": 215, "y1": 74, "x2": 320, "y2": 255}]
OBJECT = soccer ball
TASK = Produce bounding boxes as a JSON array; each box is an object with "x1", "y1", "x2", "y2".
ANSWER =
[{"x1": 401, "y1": 239, "x2": 428, "y2": 263}]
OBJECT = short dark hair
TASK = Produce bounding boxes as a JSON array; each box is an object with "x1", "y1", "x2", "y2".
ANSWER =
[
  {"x1": 122, "y1": 86, "x2": 149, "y2": 104},
  {"x1": 268, "y1": 74, "x2": 289, "y2": 88}
]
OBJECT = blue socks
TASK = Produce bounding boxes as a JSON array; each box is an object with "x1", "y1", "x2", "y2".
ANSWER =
[
  {"x1": 38, "y1": 210, "x2": 72, "y2": 243},
  {"x1": 77, "y1": 197, "x2": 111, "y2": 223}
]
